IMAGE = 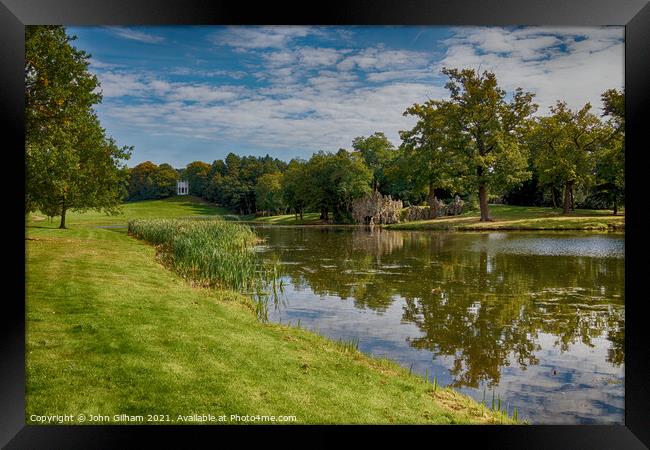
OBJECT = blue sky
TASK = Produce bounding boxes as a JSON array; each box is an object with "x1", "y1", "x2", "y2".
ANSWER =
[{"x1": 66, "y1": 26, "x2": 624, "y2": 168}]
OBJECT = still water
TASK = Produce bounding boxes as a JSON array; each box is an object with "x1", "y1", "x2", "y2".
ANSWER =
[{"x1": 253, "y1": 226, "x2": 625, "y2": 424}]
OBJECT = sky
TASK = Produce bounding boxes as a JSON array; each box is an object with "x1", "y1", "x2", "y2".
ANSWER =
[{"x1": 66, "y1": 25, "x2": 624, "y2": 168}]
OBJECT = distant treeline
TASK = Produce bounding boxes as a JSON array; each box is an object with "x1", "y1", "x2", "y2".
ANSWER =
[{"x1": 126, "y1": 68, "x2": 624, "y2": 223}]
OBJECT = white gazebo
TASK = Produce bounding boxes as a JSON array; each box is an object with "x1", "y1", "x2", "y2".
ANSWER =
[{"x1": 177, "y1": 180, "x2": 189, "y2": 196}]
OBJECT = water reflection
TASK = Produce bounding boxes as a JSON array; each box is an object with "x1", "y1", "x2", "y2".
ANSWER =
[{"x1": 253, "y1": 226, "x2": 624, "y2": 424}]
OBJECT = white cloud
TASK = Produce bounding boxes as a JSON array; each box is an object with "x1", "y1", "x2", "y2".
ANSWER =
[
  {"x1": 97, "y1": 72, "x2": 149, "y2": 97},
  {"x1": 106, "y1": 27, "x2": 165, "y2": 44},
  {"x1": 212, "y1": 26, "x2": 314, "y2": 50},
  {"x1": 437, "y1": 26, "x2": 624, "y2": 113},
  {"x1": 102, "y1": 76, "x2": 444, "y2": 152},
  {"x1": 166, "y1": 84, "x2": 245, "y2": 103},
  {"x1": 263, "y1": 51, "x2": 298, "y2": 66},
  {"x1": 306, "y1": 70, "x2": 359, "y2": 92},
  {"x1": 365, "y1": 67, "x2": 434, "y2": 83},
  {"x1": 337, "y1": 47, "x2": 431, "y2": 72},
  {"x1": 170, "y1": 67, "x2": 248, "y2": 79},
  {"x1": 149, "y1": 79, "x2": 171, "y2": 95},
  {"x1": 93, "y1": 26, "x2": 624, "y2": 164},
  {"x1": 296, "y1": 47, "x2": 346, "y2": 67},
  {"x1": 88, "y1": 58, "x2": 123, "y2": 70},
  {"x1": 96, "y1": 71, "x2": 249, "y2": 104}
]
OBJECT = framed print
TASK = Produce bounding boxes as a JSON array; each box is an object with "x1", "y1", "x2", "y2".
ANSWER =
[{"x1": 3, "y1": 0, "x2": 649, "y2": 447}]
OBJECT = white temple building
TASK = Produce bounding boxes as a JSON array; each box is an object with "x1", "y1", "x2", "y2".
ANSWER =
[{"x1": 177, "y1": 180, "x2": 189, "y2": 196}]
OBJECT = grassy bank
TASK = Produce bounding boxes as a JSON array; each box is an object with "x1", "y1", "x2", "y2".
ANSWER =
[
  {"x1": 29, "y1": 196, "x2": 230, "y2": 227},
  {"x1": 25, "y1": 201, "x2": 515, "y2": 424},
  {"x1": 384, "y1": 205, "x2": 624, "y2": 231}
]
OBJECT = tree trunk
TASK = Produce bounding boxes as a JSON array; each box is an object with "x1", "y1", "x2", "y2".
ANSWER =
[
  {"x1": 427, "y1": 181, "x2": 437, "y2": 219},
  {"x1": 562, "y1": 180, "x2": 574, "y2": 214},
  {"x1": 570, "y1": 184, "x2": 575, "y2": 211},
  {"x1": 300, "y1": 210, "x2": 303, "y2": 221},
  {"x1": 59, "y1": 200, "x2": 67, "y2": 229},
  {"x1": 551, "y1": 187, "x2": 557, "y2": 209},
  {"x1": 427, "y1": 180, "x2": 436, "y2": 206},
  {"x1": 613, "y1": 200, "x2": 618, "y2": 216},
  {"x1": 479, "y1": 182, "x2": 491, "y2": 222}
]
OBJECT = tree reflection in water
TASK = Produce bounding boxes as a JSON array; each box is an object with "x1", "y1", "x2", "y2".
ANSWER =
[{"x1": 255, "y1": 226, "x2": 624, "y2": 390}]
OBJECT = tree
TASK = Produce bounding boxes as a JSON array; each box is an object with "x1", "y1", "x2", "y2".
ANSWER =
[
  {"x1": 594, "y1": 89, "x2": 625, "y2": 215},
  {"x1": 127, "y1": 161, "x2": 158, "y2": 200},
  {"x1": 305, "y1": 149, "x2": 372, "y2": 223},
  {"x1": 184, "y1": 161, "x2": 211, "y2": 197},
  {"x1": 238, "y1": 156, "x2": 263, "y2": 214},
  {"x1": 529, "y1": 101, "x2": 605, "y2": 214},
  {"x1": 351, "y1": 132, "x2": 396, "y2": 193},
  {"x1": 400, "y1": 101, "x2": 463, "y2": 212},
  {"x1": 282, "y1": 159, "x2": 309, "y2": 220},
  {"x1": 151, "y1": 163, "x2": 179, "y2": 198},
  {"x1": 440, "y1": 68, "x2": 537, "y2": 221},
  {"x1": 255, "y1": 172, "x2": 285, "y2": 214},
  {"x1": 25, "y1": 26, "x2": 131, "y2": 228}
]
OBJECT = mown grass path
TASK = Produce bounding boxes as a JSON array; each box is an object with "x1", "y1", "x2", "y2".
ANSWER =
[{"x1": 26, "y1": 198, "x2": 514, "y2": 424}]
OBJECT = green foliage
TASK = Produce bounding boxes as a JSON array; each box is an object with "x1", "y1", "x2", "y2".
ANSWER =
[
  {"x1": 25, "y1": 25, "x2": 101, "y2": 152},
  {"x1": 183, "y1": 161, "x2": 211, "y2": 197},
  {"x1": 255, "y1": 172, "x2": 285, "y2": 214},
  {"x1": 127, "y1": 161, "x2": 158, "y2": 200},
  {"x1": 435, "y1": 68, "x2": 537, "y2": 219},
  {"x1": 281, "y1": 159, "x2": 310, "y2": 219},
  {"x1": 304, "y1": 149, "x2": 373, "y2": 223},
  {"x1": 592, "y1": 89, "x2": 625, "y2": 214},
  {"x1": 400, "y1": 100, "x2": 465, "y2": 203},
  {"x1": 351, "y1": 132, "x2": 397, "y2": 192},
  {"x1": 528, "y1": 101, "x2": 609, "y2": 213},
  {"x1": 602, "y1": 89, "x2": 624, "y2": 126},
  {"x1": 151, "y1": 163, "x2": 180, "y2": 198},
  {"x1": 25, "y1": 25, "x2": 132, "y2": 227},
  {"x1": 529, "y1": 102, "x2": 603, "y2": 189},
  {"x1": 203, "y1": 153, "x2": 287, "y2": 214},
  {"x1": 126, "y1": 160, "x2": 182, "y2": 201}
]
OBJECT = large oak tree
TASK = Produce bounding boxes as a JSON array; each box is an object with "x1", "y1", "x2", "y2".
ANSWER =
[
  {"x1": 26, "y1": 26, "x2": 131, "y2": 228},
  {"x1": 440, "y1": 68, "x2": 537, "y2": 221}
]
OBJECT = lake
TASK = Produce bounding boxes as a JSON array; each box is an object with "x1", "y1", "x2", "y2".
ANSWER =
[{"x1": 253, "y1": 226, "x2": 625, "y2": 424}]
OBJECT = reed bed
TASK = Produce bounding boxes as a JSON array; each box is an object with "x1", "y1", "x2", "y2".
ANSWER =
[{"x1": 128, "y1": 217, "x2": 279, "y2": 319}]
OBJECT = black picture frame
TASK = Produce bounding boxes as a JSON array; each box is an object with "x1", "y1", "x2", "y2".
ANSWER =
[{"x1": 3, "y1": 0, "x2": 649, "y2": 447}]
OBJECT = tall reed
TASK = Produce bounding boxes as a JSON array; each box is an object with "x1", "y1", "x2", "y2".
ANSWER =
[{"x1": 128, "y1": 217, "x2": 279, "y2": 319}]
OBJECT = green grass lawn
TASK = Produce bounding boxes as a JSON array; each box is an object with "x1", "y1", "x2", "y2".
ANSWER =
[
  {"x1": 385, "y1": 204, "x2": 624, "y2": 231},
  {"x1": 25, "y1": 198, "x2": 514, "y2": 424},
  {"x1": 28, "y1": 196, "x2": 231, "y2": 228}
]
